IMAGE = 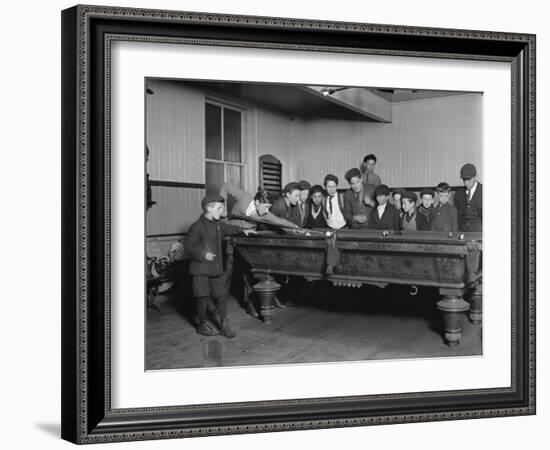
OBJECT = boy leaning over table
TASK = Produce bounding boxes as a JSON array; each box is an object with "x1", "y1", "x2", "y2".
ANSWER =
[{"x1": 185, "y1": 194, "x2": 255, "y2": 338}]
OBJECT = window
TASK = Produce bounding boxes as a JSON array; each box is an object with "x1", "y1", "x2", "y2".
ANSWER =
[{"x1": 205, "y1": 101, "x2": 244, "y2": 194}]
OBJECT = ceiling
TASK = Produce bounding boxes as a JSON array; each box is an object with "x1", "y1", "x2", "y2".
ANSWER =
[{"x1": 172, "y1": 80, "x2": 476, "y2": 122}]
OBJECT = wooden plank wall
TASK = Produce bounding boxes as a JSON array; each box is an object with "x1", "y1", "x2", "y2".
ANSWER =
[
  {"x1": 287, "y1": 94, "x2": 482, "y2": 188},
  {"x1": 146, "y1": 79, "x2": 205, "y2": 183}
]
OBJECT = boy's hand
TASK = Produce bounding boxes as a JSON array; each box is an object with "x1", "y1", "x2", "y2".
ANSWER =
[
  {"x1": 353, "y1": 214, "x2": 367, "y2": 224},
  {"x1": 204, "y1": 252, "x2": 216, "y2": 261},
  {"x1": 243, "y1": 229, "x2": 257, "y2": 236}
]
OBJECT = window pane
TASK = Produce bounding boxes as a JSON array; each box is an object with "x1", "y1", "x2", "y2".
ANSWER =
[
  {"x1": 225, "y1": 164, "x2": 243, "y2": 188},
  {"x1": 223, "y1": 108, "x2": 241, "y2": 163},
  {"x1": 205, "y1": 161, "x2": 224, "y2": 195},
  {"x1": 205, "y1": 103, "x2": 222, "y2": 160}
]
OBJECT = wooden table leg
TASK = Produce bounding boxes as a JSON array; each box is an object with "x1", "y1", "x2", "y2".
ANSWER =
[
  {"x1": 468, "y1": 282, "x2": 483, "y2": 325},
  {"x1": 436, "y1": 288, "x2": 470, "y2": 347}
]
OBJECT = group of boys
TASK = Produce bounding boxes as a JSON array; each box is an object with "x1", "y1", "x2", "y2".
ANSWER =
[
  {"x1": 185, "y1": 154, "x2": 482, "y2": 337},
  {"x1": 265, "y1": 156, "x2": 482, "y2": 234}
]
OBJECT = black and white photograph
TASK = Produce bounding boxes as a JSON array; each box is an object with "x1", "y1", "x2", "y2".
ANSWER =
[{"x1": 145, "y1": 79, "x2": 483, "y2": 370}]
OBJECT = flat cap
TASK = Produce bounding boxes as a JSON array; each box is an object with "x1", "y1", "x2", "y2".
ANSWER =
[
  {"x1": 401, "y1": 191, "x2": 417, "y2": 203},
  {"x1": 460, "y1": 163, "x2": 477, "y2": 179},
  {"x1": 323, "y1": 174, "x2": 339, "y2": 185},
  {"x1": 297, "y1": 180, "x2": 312, "y2": 191},
  {"x1": 283, "y1": 182, "x2": 301, "y2": 193},
  {"x1": 344, "y1": 167, "x2": 362, "y2": 183},
  {"x1": 310, "y1": 184, "x2": 324, "y2": 196},
  {"x1": 374, "y1": 184, "x2": 391, "y2": 196},
  {"x1": 201, "y1": 193, "x2": 225, "y2": 211}
]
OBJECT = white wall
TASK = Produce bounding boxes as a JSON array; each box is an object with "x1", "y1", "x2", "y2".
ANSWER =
[{"x1": 4, "y1": 1, "x2": 546, "y2": 450}]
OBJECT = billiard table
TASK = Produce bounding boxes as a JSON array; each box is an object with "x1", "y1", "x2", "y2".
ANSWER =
[{"x1": 227, "y1": 229, "x2": 482, "y2": 347}]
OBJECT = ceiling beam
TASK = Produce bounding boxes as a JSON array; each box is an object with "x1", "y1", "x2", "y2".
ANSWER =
[{"x1": 301, "y1": 86, "x2": 392, "y2": 123}]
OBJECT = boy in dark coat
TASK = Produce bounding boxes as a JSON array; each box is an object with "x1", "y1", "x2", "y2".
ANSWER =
[
  {"x1": 431, "y1": 182, "x2": 459, "y2": 232},
  {"x1": 418, "y1": 189, "x2": 435, "y2": 229},
  {"x1": 270, "y1": 182, "x2": 302, "y2": 227},
  {"x1": 368, "y1": 184, "x2": 401, "y2": 231},
  {"x1": 186, "y1": 194, "x2": 253, "y2": 337}
]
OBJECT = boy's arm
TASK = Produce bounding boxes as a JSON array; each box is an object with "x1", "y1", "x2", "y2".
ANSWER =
[{"x1": 260, "y1": 211, "x2": 299, "y2": 229}]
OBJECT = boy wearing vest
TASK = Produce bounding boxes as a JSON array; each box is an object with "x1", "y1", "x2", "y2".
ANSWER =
[{"x1": 323, "y1": 174, "x2": 347, "y2": 230}]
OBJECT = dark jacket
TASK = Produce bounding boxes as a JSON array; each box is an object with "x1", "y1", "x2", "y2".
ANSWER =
[
  {"x1": 417, "y1": 205, "x2": 434, "y2": 230},
  {"x1": 368, "y1": 203, "x2": 401, "y2": 231},
  {"x1": 271, "y1": 197, "x2": 302, "y2": 227},
  {"x1": 297, "y1": 201, "x2": 310, "y2": 227},
  {"x1": 401, "y1": 210, "x2": 430, "y2": 231},
  {"x1": 304, "y1": 203, "x2": 328, "y2": 229},
  {"x1": 342, "y1": 188, "x2": 371, "y2": 229},
  {"x1": 185, "y1": 215, "x2": 242, "y2": 276},
  {"x1": 454, "y1": 183, "x2": 482, "y2": 232},
  {"x1": 430, "y1": 202, "x2": 459, "y2": 232}
]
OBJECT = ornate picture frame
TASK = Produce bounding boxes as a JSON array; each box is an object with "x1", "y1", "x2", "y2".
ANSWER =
[{"x1": 61, "y1": 4, "x2": 535, "y2": 444}]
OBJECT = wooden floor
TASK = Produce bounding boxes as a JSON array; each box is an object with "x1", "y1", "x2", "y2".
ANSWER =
[{"x1": 146, "y1": 283, "x2": 482, "y2": 370}]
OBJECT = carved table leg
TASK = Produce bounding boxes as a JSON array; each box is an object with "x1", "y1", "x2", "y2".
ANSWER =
[
  {"x1": 253, "y1": 276, "x2": 280, "y2": 324},
  {"x1": 436, "y1": 288, "x2": 470, "y2": 347},
  {"x1": 468, "y1": 282, "x2": 483, "y2": 325}
]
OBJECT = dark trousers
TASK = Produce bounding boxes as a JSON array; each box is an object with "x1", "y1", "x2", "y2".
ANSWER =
[{"x1": 193, "y1": 275, "x2": 228, "y2": 322}]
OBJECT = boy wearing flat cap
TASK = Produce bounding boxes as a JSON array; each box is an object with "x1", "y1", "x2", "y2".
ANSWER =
[
  {"x1": 323, "y1": 174, "x2": 347, "y2": 230},
  {"x1": 401, "y1": 191, "x2": 430, "y2": 231},
  {"x1": 186, "y1": 194, "x2": 253, "y2": 337},
  {"x1": 270, "y1": 182, "x2": 302, "y2": 227},
  {"x1": 454, "y1": 163, "x2": 482, "y2": 232},
  {"x1": 368, "y1": 184, "x2": 401, "y2": 231},
  {"x1": 431, "y1": 182, "x2": 459, "y2": 232},
  {"x1": 343, "y1": 167, "x2": 372, "y2": 229}
]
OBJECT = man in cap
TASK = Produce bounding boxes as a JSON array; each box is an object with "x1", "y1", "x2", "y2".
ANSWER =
[
  {"x1": 368, "y1": 184, "x2": 401, "y2": 231},
  {"x1": 454, "y1": 163, "x2": 482, "y2": 232},
  {"x1": 185, "y1": 194, "x2": 254, "y2": 337},
  {"x1": 270, "y1": 182, "x2": 302, "y2": 227},
  {"x1": 431, "y1": 182, "x2": 459, "y2": 232},
  {"x1": 322, "y1": 174, "x2": 347, "y2": 230},
  {"x1": 343, "y1": 167, "x2": 372, "y2": 229},
  {"x1": 401, "y1": 191, "x2": 430, "y2": 231},
  {"x1": 304, "y1": 184, "x2": 328, "y2": 229}
]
